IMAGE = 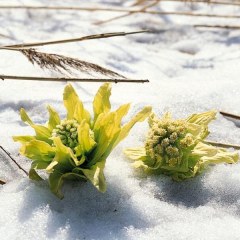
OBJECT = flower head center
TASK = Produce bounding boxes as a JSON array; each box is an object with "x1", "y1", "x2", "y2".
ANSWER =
[
  {"x1": 145, "y1": 118, "x2": 194, "y2": 167},
  {"x1": 52, "y1": 119, "x2": 79, "y2": 149}
]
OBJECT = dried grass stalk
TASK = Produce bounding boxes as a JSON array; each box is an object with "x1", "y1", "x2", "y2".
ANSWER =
[
  {"x1": 0, "y1": 179, "x2": 5, "y2": 185},
  {"x1": 132, "y1": 0, "x2": 240, "y2": 6},
  {"x1": 194, "y1": 24, "x2": 240, "y2": 29},
  {"x1": 20, "y1": 48, "x2": 125, "y2": 78},
  {"x1": 96, "y1": 0, "x2": 159, "y2": 25},
  {"x1": 0, "y1": 146, "x2": 28, "y2": 176},
  {"x1": 0, "y1": 5, "x2": 238, "y2": 19},
  {"x1": 164, "y1": 0, "x2": 240, "y2": 6},
  {"x1": 204, "y1": 141, "x2": 240, "y2": 150},
  {"x1": 220, "y1": 111, "x2": 240, "y2": 120},
  {"x1": 5, "y1": 30, "x2": 148, "y2": 49},
  {"x1": 0, "y1": 75, "x2": 149, "y2": 83}
]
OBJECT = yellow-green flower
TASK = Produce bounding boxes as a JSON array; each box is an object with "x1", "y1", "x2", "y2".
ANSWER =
[
  {"x1": 13, "y1": 83, "x2": 151, "y2": 198},
  {"x1": 125, "y1": 111, "x2": 239, "y2": 180}
]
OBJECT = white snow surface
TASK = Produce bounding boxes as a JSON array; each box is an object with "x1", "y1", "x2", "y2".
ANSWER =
[{"x1": 1, "y1": 0, "x2": 240, "y2": 239}]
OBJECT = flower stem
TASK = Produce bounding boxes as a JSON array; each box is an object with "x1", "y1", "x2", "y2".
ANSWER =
[
  {"x1": 0, "y1": 146, "x2": 28, "y2": 176},
  {"x1": 204, "y1": 140, "x2": 240, "y2": 150}
]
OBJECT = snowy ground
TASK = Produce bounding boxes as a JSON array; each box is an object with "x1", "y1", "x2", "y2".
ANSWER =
[{"x1": 1, "y1": 0, "x2": 240, "y2": 239}]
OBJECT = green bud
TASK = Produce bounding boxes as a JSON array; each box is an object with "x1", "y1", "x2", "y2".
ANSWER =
[
  {"x1": 51, "y1": 119, "x2": 80, "y2": 149},
  {"x1": 70, "y1": 128, "x2": 76, "y2": 133},
  {"x1": 145, "y1": 114, "x2": 198, "y2": 169}
]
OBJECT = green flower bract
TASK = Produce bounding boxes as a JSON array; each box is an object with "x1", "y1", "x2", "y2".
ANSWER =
[{"x1": 13, "y1": 83, "x2": 152, "y2": 198}]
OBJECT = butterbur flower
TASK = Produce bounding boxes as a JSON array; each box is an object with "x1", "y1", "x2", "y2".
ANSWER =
[
  {"x1": 13, "y1": 83, "x2": 151, "y2": 198},
  {"x1": 125, "y1": 111, "x2": 239, "y2": 180}
]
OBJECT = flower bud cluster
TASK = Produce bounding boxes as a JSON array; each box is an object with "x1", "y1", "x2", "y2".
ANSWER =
[
  {"x1": 52, "y1": 119, "x2": 79, "y2": 149},
  {"x1": 145, "y1": 117, "x2": 195, "y2": 167}
]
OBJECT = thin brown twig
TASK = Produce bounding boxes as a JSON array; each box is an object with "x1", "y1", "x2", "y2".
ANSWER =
[
  {"x1": 95, "y1": 0, "x2": 160, "y2": 25},
  {"x1": 132, "y1": 0, "x2": 240, "y2": 6},
  {"x1": 220, "y1": 111, "x2": 240, "y2": 120},
  {"x1": 0, "y1": 146, "x2": 28, "y2": 176},
  {"x1": 0, "y1": 5, "x2": 239, "y2": 18},
  {"x1": 0, "y1": 179, "x2": 6, "y2": 185},
  {"x1": 3, "y1": 30, "x2": 148, "y2": 49},
  {"x1": 0, "y1": 33, "x2": 14, "y2": 39},
  {"x1": 138, "y1": 10, "x2": 240, "y2": 18},
  {"x1": 204, "y1": 141, "x2": 240, "y2": 150},
  {"x1": 194, "y1": 24, "x2": 240, "y2": 29},
  {"x1": 0, "y1": 75, "x2": 149, "y2": 83}
]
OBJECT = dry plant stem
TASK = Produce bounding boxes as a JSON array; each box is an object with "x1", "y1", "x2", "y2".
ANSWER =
[
  {"x1": 0, "y1": 5, "x2": 239, "y2": 18},
  {"x1": 0, "y1": 146, "x2": 28, "y2": 176},
  {"x1": 138, "y1": 10, "x2": 240, "y2": 18},
  {"x1": 220, "y1": 111, "x2": 240, "y2": 120},
  {"x1": 96, "y1": 0, "x2": 159, "y2": 25},
  {"x1": 0, "y1": 179, "x2": 6, "y2": 185},
  {"x1": 194, "y1": 24, "x2": 240, "y2": 29},
  {"x1": 140, "y1": 0, "x2": 240, "y2": 6},
  {"x1": 4, "y1": 30, "x2": 148, "y2": 49},
  {"x1": 0, "y1": 75, "x2": 149, "y2": 83},
  {"x1": 204, "y1": 141, "x2": 240, "y2": 150},
  {"x1": 0, "y1": 33, "x2": 13, "y2": 39}
]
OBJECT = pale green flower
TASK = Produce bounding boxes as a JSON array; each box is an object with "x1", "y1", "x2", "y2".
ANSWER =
[
  {"x1": 13, "y1": 83, "x2": 152, "y2": 198},
  {"x1": 125, "y1": 111, "x2": 239, "y2": 180}
]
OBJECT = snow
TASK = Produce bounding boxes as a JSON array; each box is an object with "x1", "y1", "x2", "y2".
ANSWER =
[{"x1": 1, "y1": 0, "x2": 240, "y2": 239}]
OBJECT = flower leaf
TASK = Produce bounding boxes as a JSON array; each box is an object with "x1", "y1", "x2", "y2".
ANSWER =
[
  {"x1": 186, "y1": 111, "x2": 217, "y2": 125},
  {"x1": 114, "y1": 106, "x2": 152, "y2": 148},
  {"x1": 193, "y1": 142, "x2": 239, "y2": 170},
  {"x1": 93, "y1": 83, "x2": 111, "y2": 122},
  {"x1": 80, "y1": 160, "x2": 106, "y2": 193},
  {"x1": 77, "y1": 120, "x2": 96, "y2": 153},
  {"x1": 124, "y1": 147, "x2": 148, "y2": 161},
  {"x1": 20, "y1": 108, "x2": 52, "y2": 143},
  {"x1": 19, "y1": 139, "x2": 55, "y2": 162},
  {"x1": 49, "y1": 170, "x2": 86, "y2": 199},
  {"x1": 90, "y1": 112, "x2": 120, "y2": 166},
  {"x1": 13, "y1": 135, "x2": 35, "y2": 143},
  {"x1": 63, "y1": 84, "x2": 91, "y2": 123},
  {"x1": 47, "y1": 105, "x2": 61, "y2": 131},
  {"x1": 52, "y1": 137, "x2": 82, "y2": 168},
  {"x1": 29, "y1": 168, "x2": 43, "y2": 181}
]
